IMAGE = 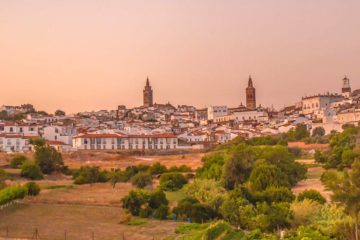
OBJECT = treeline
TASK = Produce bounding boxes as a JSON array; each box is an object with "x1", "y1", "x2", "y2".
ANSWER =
[{"x1": 315, "y1": 124, "x2": 360, "y2": 169}]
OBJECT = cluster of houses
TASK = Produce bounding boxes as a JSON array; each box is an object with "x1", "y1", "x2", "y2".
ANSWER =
[{"x1": 0, "y1": 76, "x2": 358, "y2": 153}]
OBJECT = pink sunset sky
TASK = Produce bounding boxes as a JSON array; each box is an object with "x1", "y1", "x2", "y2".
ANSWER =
[{"x1": 0, "y1": 0, "x2": 359, "y2": 113}]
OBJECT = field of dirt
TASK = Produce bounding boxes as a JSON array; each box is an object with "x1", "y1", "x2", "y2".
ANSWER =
[
  {"x1": 62, "y1": 151, "x2": 205, "y2": 170},
  {"x1": 292, "y1": 161, "x2": 332, "y2": 201}
]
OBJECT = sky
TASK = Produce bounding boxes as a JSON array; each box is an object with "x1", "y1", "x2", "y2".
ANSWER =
[{"x1": 0, "y1": 0, "x2": 359, "y2": 114}]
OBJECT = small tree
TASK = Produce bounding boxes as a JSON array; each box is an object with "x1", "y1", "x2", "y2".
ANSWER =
[
  {"x1": 297, "y1": 189, "x2": 326, "y2": 204},
  {"x1": 312, "y1": 127, "x2": 326, "y2": 138},
  {"x1": 24, "y1": 182, "x2": 41, "y2": 196},
  {"x1": 34, "y1": 145, "x2": 64, "y2": 174},
  {"x1": 73, "y1": 166, "x2": 108, "y2": 185},
  {"x1": 21, "y1": 162, "x2": 44, "y2": 180},
  {"x1": 122, "y1": 190, "x2": 150, "y2": 216},
  {"x1": 131, "y1": 172, "x2": 152, "y2": 188},
  {"x1": 10, "y1": 155, "x2": 27, "y2": 168},
  {"x1": 160, "y1": 172, "x2": 188, "y2": 191},
  {"x1": 55, "y1": 109, "x2": 66, "y2": 116},
  {"x1": 149, "y1": 163, "x2": 167, "y2": 175}
]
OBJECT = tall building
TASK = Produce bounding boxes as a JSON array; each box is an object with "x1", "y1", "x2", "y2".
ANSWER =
[
  {"x1": 246, "y1": 76, "x2": 256, "y2": 110},
  {"x1": 342, "y1": 76, "x2": 351, "y2": 98},
  {"x1": 143, "y1": 77, "x2": 153, "y2": 107}
]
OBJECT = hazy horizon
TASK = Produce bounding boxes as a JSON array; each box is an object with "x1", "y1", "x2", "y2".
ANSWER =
[{"x1": 1, "y1": 0, "x2": 359, "y2": 114}]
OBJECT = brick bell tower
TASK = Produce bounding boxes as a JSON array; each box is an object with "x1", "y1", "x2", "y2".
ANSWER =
[
  {"x1": 246, "y1": 75, "x2": 256, "y2": 110},
  {"x1": 143, "y1": 77, "x2": 153, "y2": 107}
]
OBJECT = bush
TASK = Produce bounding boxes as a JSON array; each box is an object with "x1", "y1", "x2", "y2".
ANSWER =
[
  {"x1": 149, "y1": 190, "x2": 169, "y2": 209},
  {"x1": 21, "y1": 162, "x2": 44, "y2": 180},
  {"x1": 131, "y1": 172, "x2": 152, "y2": 188},
  {"x1": 73, "y1": 166, "x2": 108, "y2": 185},
  {"x1": 153, "y1": 204, "x2": 169, "y2": 220},
  {"x1": 288, "y1": 147, "x2": 302, "y2": 158},
  {"x1": 160, "y1": 172, "x2": 188, "y2": 191},
  {"x1": 10, "y1": 155, "x2": 27, "y2": 168},
  {"x1": 0, "y1": 185, "x2": 28, "y2": 205},
  {"x1": 24, "y1": 182, "x2": 41, "y2": 196},
  {"x1": 122, "y1": 190, "x2": 150, "y2": 216},
  {"x1": 168, "y1": 165, "x2": 192, "y2": 173},
  {"x1": 174, "y1": 197, "x2": 215, "y2": 223},
  {"x1": 149, "y1": 163, "x2": 167, "y2": 175},
  {"x1": 297, "y1": 189, "x2": 326, "y2": 204}
]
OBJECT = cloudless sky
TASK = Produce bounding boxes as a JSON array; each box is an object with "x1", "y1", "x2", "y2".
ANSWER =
[{"x1": 0, "y1": 0, "x2": 359, "y2": 113}]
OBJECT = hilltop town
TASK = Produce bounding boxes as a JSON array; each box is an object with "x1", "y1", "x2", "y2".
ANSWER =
[{"x1": 0, "y1": 76, "x2": 358, "y2": 153}]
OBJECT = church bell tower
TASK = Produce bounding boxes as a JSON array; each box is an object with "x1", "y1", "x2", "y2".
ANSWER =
[
  {"x1": 143, "y1": 77, "x2": 153, "y2": 107},
  {"x1": 246, "y1": 76, "x2": 256, "y2": 110}
]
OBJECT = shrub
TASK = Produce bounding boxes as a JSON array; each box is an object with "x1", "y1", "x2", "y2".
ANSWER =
[
  {"x1": 149, "y1": 190, "x2": 169, "y2": 209},
  {"x1": 297, "y1": 189, "x2": 326, "y2": 204},
  {"x1": 0, "y1": 185, "x2": 27, "y2": 205},
  {"x1": 122, "y1": 190, "x2": 150, "y2": 216},
  {"x1": 153, "y1": 204, "x2": 169, "y2": 220},
  {"x1": 203, "y1": 221, "x2": 233, "y2": 240},
  {"x1": 174, "y1": 197, "x2": 215, "y2": 223},
  {"x1": 288, "y1": 147, "x2": 302, "y2": 158},
  {"x1": 314, "y1": 150, "x2": 327, "y2": 163},
  {"x1": 160, "y1": 172, "x2": 188, "y2": 191},
  {"x1": 131, "y1": 172, "x2": 152, "y2": 188},
  {"x1": 21, "y1": 162, "x2": 44, "y2": 180},
  {"x1": 24, "y1": 182, "x2": 41, "y2": 196},
  {"x1": 73, "y1": 166, "x2": 108, "y2": 185},
  {"x1": 10, "y1": 155, "x2": 27, "y2": 168},
  {"x1": 149, "y1": 163, "x2": 167, "y2": 175},
  {"x1": 168, "y1": 165, "x2": 192, "y2": 173}
]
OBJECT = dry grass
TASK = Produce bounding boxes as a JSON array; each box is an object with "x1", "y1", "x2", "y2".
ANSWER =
[
  {"x1": 62, "y1": 151, "x2": 204, "y2": 170},
  {"x1": 0, "y1": 203, "x2": 179, "y2": 240}
]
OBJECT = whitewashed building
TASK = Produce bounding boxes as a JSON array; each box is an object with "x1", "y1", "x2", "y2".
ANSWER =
[
  {"x1": 207, "y1": 106, "x2": 228, "y2": 120},
  {"x1": 73, "y1": 133, "x2": 178, "y2": 150}
]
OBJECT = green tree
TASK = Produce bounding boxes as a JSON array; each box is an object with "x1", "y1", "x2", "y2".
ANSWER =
[
  {"x1": 196, "y1": 152, "x2": 225, "y2": 181},
  {"x1": 10, "y1": 155, "x2": 27, "y2": 168},
  {"x1": 322, "y1": 159, "x2": 360, "y2": 240},
  {"x1": 312, "y1": 127, "x2": 326, "y2": 138},
  {"x1": 122, "y1": 189, "x2": 150, "y2": 216},
  {"x1": 24, "y1": 182, "x2": 41, "y2": 196},
  {"x1": 73, "y1": 166, "x2": 108, "y2": 184},
  {"x1": 222, "y1": 144, "x2": 257, "y2": 189},
  {"x1": 34, "y1": 145, "x2": 64, "y2": 174},
  {"x1": 55, "y1": 109, "x2": 66, "y2": 116},
  {"x1": 160, "y1": 172, "x2": 188, "y2": 191},
  {"x1": 297, "y1": 189, "x2": 326, "y2": 204},
  {"x1": 248, "y1": 164, "x2": 290, "y2": 192},
  {"x1": 149, "y1": 162, "x2": 167, "y2": 175},
  {"x1": 131, "y1": 172, "x2": 152, "y2": 188},
  {"x1": 20, "y1": 162, "x2": 44, "y2": 180}
]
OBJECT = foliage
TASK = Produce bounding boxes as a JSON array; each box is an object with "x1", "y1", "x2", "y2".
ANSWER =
[
  {"x1": 184, "y1": 179, "x2": 227, "y2": 212},
  {"x1": 10, "y1": 155, "x2": 28, "y2": 168},
  {"x1": 196, "y1": 152, "x2": 226, "y2": 181},
  {"x1": 315, "y1": 150, "x2": 328, "y2": 163},
  {"x1": 73, "y1": 166, "x2": 108, "y2": 184},
  {"x1": 126, "y1": 218, "x2": 148, "y2": 226},
  {"x1": 33, "y1": 145, "x2": 64, "y2": 174},
  {"x1": 131, "y1": 172, "x2": 152, "y2": 188},
  {"x1": 160, "y1": 172, "x2": 188, "y2": 191},
  {"x1": 149, "y1": 162, "x2": 167, "y2": 175},
  {"x1": 222, "y1": 144, "x2": 257, "y2": 189},
  {"x1": 122, "y1": 189, "x2": 169, "y2": 219},
  {"x1": 0, "y1": 185, "x2": 28, "y2": 205},
  {"x1": 255, "y1": 202, "x2": 292, "y2": 231},
  {"x1": 312, "y1": 127, "x2": 326, "y2": 138},
  {"x1": 174, "y1": 197, "x2": 215, "y2": 223},
  {"x1": 54, "y1": 109, "x2": 66, "y2": 116},
  {"x1": 287, "y1": 226, "x2": 332, "y2": 240},
  {"x1": 108, "y1": 169, "x2": 128, "y2": 188},
  {"x1": 321, "y1": 159, "x2": 360, "y2": 240},
  {"x1": 168, "y1": 165, "x2": 192, "y2": 173},
  {"x1": 291, "y1": 199, "x2": 321, "y2": 227},
  {"x1": 24, "y1": 182, "x2": 41, "y2": 196},
  {"x1": 257, "y1": 186, "x2": 295, "y2": 204},
  {"x1": 297, "y1": 189, "x2": 326, "y2": 204},
  {"x1": 248, "y1": 163, "x2": 290, "y2": 192},
  {"x1": 20, "y1": 161, "x2": 44, "y2": 180}
]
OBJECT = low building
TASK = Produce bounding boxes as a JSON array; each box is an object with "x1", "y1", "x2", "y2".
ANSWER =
[{"x1": 73, "y1": 133, "x2": 178, "y2": 150}]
